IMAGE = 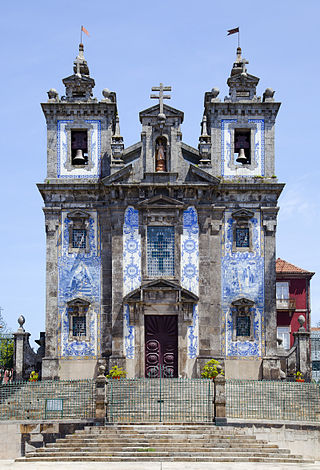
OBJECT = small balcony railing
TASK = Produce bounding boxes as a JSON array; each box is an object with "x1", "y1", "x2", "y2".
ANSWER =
[{"x1": 276, "y1": 298, "x2": 296, "y2": 310}]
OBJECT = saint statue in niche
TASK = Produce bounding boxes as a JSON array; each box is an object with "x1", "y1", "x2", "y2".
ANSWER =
[{"x1": 155, "y1": 137, "x2": 167, "y2": 172}]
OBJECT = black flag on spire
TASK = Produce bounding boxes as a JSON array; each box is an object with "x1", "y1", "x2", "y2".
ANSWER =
[{"x1": 227, "y1": 27, "x2": 239, "y2": 35}]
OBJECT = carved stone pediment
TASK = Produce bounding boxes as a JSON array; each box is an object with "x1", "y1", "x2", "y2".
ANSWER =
[
  {"x1": 138, "y1": 194, "x2": 184, "y2": 209},
  {"x1": 124, "y1": 279, "x2": 198, "y2": 303},
  {"x1": 139, "y1": 195, "x2": 185, "y2": 225},
  {"x1": 231, "y1": 209, "x2": 254, "y2": 221},
  {"x1": 67, "y1": 210, "x2": 90, "y2": 220},
  {"x1": 67, "y1": 297, "x2": 90, "y2": 306},
  {"x1": 231, "y1": 297, "x2": 255, "y2": 308},
  {"x1": 139, "y1": 104, "x2": 184, "y2": 121}
]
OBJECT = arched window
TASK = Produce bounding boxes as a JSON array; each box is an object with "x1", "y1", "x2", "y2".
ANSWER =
[{"x1": 155, "y1": 137, "x2": 167, "y2": 172}]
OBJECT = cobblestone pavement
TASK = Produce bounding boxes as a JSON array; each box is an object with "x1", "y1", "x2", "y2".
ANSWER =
[{"x1": 0, "y1": 461, "x2": 320, "y2": 470}]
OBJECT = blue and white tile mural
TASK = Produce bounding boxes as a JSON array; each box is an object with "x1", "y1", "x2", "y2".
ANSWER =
[
  {"x1": 221, "y1": 210, "x2": 265, "y2": 358},
  {"x1": 58, "y1": 211, "x2": 101, "y2": 358},
  {"x1": 181, "y1": 207, "x2": 199, "y2": 359},
  {"x1": 188, "y1": 305, "x2": 199, "y2": 359},
  {"x1": 123, "y1": 207, "x2": 141, "y2": 358},
  {"x1": 57, "y1": 120, "x2": 101, "y2": 178},
  {"x1": 123, "y1": 304, "x2": 135, "y2": 359},
  {"x1": 221, "y1": 119, "x2": 264, "y2": 177}
]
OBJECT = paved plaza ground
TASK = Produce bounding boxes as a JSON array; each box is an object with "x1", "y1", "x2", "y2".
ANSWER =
[{"x1": 0, "y1": 461, "x2": 320, "y2": 470}]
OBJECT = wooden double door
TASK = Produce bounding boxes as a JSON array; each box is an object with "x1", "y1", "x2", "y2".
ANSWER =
[{"x1": 145, "y1": 315, "x2": 178, "y2": 378}]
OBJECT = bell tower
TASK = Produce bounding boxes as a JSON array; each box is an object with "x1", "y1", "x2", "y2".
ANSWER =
[
  {"x1": 203, "y1": 47, "x2": 280, "y2": 179},
  {"x1": 39, "y1": 44, "x2": 119, "y2": 379},
  {"x1": 42, "y1": 43, "x2": 118, "y2": 181}
]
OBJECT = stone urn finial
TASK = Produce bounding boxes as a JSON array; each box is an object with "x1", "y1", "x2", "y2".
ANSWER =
[{"x1": 17, "y1": 315, "x2": 25, "y2": 332}]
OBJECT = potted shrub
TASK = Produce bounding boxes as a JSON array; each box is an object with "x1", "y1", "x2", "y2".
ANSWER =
[
  {"x1": 29, "y1": 371, "x2": 39, "y2": 382},
  {"x1": 106, "y1": 365, "x2": 126, "y2": 379},
  {"x1": 295, "y1": 371, "x2": 305, "y2": 383},
  {"x1": 201, "y1": 359, "x2": 224, "y2": 380}
]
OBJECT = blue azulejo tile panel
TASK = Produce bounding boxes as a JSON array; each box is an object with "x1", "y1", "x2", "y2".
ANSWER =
[
  {"x1": 182, "y1": 207, "x2": 200, "y2": 359},
  {"x1": 221, "y1": 210, "x2": 265, "y2": 358},
  {"x1": 124, "y1": 304, "x2": 135, "y2": 359},
  {"x1": 57, "y1": 120, "x2": 101, "y2": 178},
  {"x1": 123, "y1": 207, "x2": 141, "y2": 358},
  {"x1": 188, "y1": 305, "x2": 199, "y2": 359},
  {"x1": 221, "y1": 119, "x2": 264, "y2": 178},
  {"x1": 181, "y1": 207, "x2": 199, "y2": 296},
  {"x1": 123, "y1": 207, "x2": 141, "y2": 296},
  {"x1": 57, "y1": 211, "x2": 101, "y2": 359}
]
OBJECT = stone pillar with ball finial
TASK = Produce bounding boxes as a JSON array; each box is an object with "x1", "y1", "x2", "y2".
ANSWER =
[
  {"x1": 293, "y1": 315, "x2": 311, "y2": 380},
  {"x1": 13, "y1": 316, "x2": 38, "y2": 380},
  {"x1": 95, "y1": 364, "x2": 107, "y2": 425}
]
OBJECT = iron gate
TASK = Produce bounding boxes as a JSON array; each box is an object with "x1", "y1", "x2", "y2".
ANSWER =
[{"x1": 108, "y1": 371, "x2": 213, "y2": 423}]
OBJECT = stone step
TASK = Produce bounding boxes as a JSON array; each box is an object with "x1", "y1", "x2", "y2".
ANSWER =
[
  {"x1": 59, "y1": 438, "x2": 271, "y2": 446},
  {"x1": 70, "y1": 430, "x2": 259, "y2": 437},
  {"x1": 42, "y1": 445, "x2": 289, "y2": 453},
  {"x1": 24, "y1": 450, "x2": 302, "y2": 458},
  {"x1": 17, "y1": 456, "x2": 314, "y2": 463}
]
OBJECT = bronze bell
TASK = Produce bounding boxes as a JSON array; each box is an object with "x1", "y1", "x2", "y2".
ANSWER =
[
  {"x1": 236, "y1": 148, "x2": 248, "y2": 164},
  {"x1": 73, "y1": 149, "x2": 86, "y2": 165}
]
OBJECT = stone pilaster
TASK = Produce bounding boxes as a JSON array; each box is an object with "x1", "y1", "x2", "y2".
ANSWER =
[{"x1": 262, "y1": 207, "x2": 279, "y2": 356}]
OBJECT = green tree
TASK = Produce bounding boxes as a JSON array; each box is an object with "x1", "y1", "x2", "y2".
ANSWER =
[{"x1": 0, "y1": 339, "x2": 14, "y2": 369}]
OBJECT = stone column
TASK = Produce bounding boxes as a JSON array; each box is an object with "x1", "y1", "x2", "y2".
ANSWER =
[
  {"x1": 95, "y1": 365, "x2": 107, "y2": 425},
  {"x1": 214, "y1": 366, "x2": 227, "y2": 425},
  {"x1": 293, "y1": 315, "x2": 311, "y2": 380}
]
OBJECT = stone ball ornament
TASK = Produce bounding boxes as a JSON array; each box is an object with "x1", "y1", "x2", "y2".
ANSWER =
[
  {"x1": 211, "y1": 87, "x2": 220, "y2": 98},
  {"x1": 298, "y1": 314, "x2": 306, "y2": 328},
  {"x1": 47, "y1": 88, "x2": 59, "y2": 101},
  {"x1": 264, "y1": 88, "x2": 275, "y2": 98},
  {"x1": 102, "y1": 88, "x2": 111, "y2": 99}
]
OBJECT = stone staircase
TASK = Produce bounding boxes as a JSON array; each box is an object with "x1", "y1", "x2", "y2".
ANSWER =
[{"x1": 17, "y1": 424, "x2": 314, "y2": 463}]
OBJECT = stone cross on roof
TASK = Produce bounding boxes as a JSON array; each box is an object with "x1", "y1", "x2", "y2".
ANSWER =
[
  {"x1": 74, "y1": 55, "x2": 81, "y2": 77},
  {"x1": 150, "y1": 83, "x2": 171, "y2": 115}
]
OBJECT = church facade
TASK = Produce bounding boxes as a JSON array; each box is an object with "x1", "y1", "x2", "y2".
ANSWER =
[{"x1": 40, "y1": 45, "x2": 284, "y2": 380}]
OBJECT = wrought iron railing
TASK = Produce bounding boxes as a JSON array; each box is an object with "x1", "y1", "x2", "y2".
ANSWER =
[
  {"x1": 226, "y1": 379, "x2": 320, "y2": 422},
  {"x1": 0, "y1": 379, "x2": 96, "y2": 420},
  {"x1": 108, "y1": 376, "x2": 214, "y2": 423}
]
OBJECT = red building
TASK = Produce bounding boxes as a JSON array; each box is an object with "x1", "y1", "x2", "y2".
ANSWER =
[{"x1": 276, "y1": 258, "x2": 314, "y2": 349}]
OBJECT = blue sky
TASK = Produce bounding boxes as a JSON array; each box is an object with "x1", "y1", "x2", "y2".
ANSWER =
[{"x1": 1, "y1": 0, "x2": 319, "y2": 342}]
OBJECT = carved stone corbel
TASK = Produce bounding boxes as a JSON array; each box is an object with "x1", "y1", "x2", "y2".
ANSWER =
[
  {"x1": 202, "y1": 206, "x2": 225, "y2": 235},
  {"x1": 261, "y1": 207, "x2": 279, "y2": 234}
]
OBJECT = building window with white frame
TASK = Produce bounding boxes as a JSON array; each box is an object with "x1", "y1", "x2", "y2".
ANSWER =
[{"x1": 277, "y1": 326, "x2": 290, "y2": 350}]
